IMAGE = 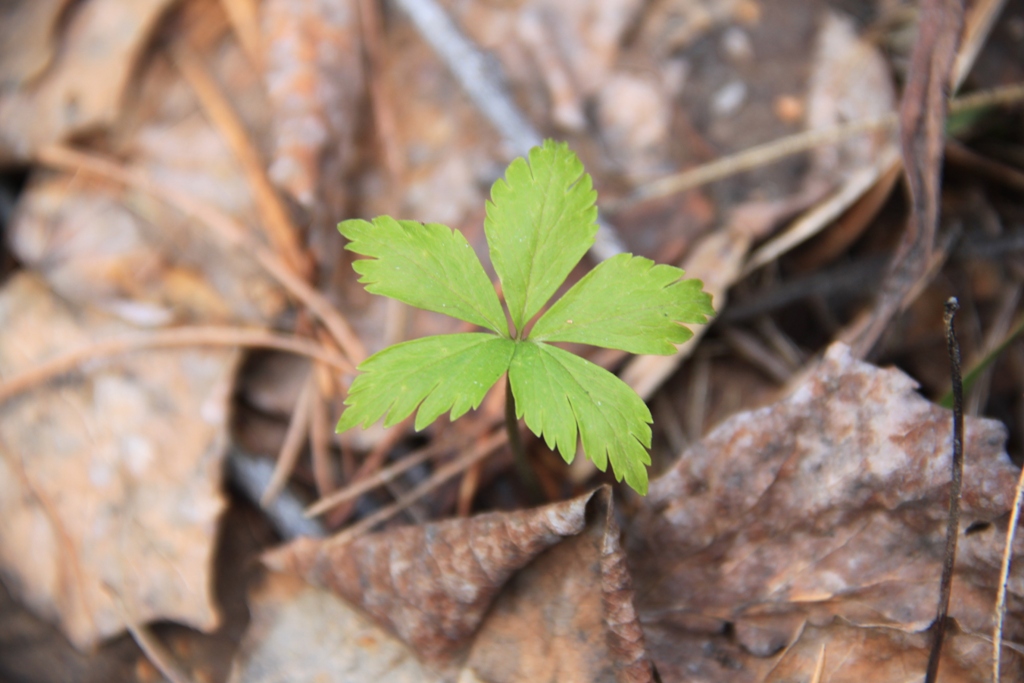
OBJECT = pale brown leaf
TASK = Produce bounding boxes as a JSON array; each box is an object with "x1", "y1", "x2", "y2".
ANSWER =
[
  {"x1": 0, "y1": 0, "x2": 176, "y2": 163},
  {"x1": 0, "y1": 273, "x2": 232, "y2": 649},
  {"x1": 228, "y1": 572, "x2": 441, "y2": 683}
]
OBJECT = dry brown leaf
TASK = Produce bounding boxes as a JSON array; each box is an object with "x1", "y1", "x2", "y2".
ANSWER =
[
  {"x1": 462, "y1": 487, "x2": 651, "y2": 683},
  {"x1": 9, "y1": 48, "x2": 285, "y2": 325},
  {"x1": 0, "y1": 0, "x2": 176, "y2": 163},
  {"x1": 0, "y1": 273, "x2": 232, "y2": 649},
  {"x1": 628, "y1": 342, "x2": 1023, "y2": 681},
  {"x1": 261, "y1": 486, "x2": 653, "y2": 681},
  {"x1": 228, "y1": 572, "x2": 441, "y2": 683},
  {"x1": 0, "y1": 0, "x2": 72, "y2": 88},
  {"x1": 763, "y1": 620, "x2": 1018, "y2": 683},
  {"x1": 260, "y1": 0, "x2": 364, "y2": 208}
]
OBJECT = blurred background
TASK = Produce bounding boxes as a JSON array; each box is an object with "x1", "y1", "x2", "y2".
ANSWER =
[{"x1": 0, "y1": 0, "x2": 1023, "y2": 680}]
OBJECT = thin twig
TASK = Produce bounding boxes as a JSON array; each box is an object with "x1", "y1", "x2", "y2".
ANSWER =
[
  {"x1": 993, "y1": 463, "x2": 1024, "y2": 682},
  {"x1": 305, "y1": 421, "x2": 490, "y2": 517},
  {"x1": 324, "y1": 429, "x2": 507, "y2": 548},
  {"x1": 36, "y1": 144, "x2": 367, "y2": 365},
  {"x1": 324, "y1": 417, "x2": 413, "y2": 526},
  {"x1": 617, "y1": 81, "x2": 1024, "y2": 207},
  {"x1": 809, "y1": 645, "x2": 827, "y2": 683},
  {"x1": 926, "y1": 297, "x2": 965, "y2": 683},
  {"x1": 0, "y1": 326, "x2": 350, "y2": 405},
  {"x1": 356, "y1": 0, "x2": 406, "y2": 180},
  {"x1": 171, "y1": 42, "x2": 312, "y2": 277},
  {"x1": 106, "y1": 586, "x2": 196, "y2": 683},
  {"x1": 309, "y1": 367, "x2": 337, "y2": 498},
  {"x1": 218, "y1": 0, "x2": 263, "y2": 69},
  {"x1": 261, "y1": 372, "x2": 315, "y2": 507}
]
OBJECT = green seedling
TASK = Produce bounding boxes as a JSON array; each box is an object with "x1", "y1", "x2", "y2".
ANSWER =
[{"x1": 336, "y1": 140, "x2": 713, "y2": 494}]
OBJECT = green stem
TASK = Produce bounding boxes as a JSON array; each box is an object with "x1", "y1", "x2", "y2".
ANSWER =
[{"x1": 505, "y1": 378, "x2": 541, "y2": 502}]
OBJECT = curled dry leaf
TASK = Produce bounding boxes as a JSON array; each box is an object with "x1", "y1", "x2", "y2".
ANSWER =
[
  {"x1": 628, "y1": 343, "x2": 1023, "y2": 681},
  {"x1": 0, "y1": 0, "x2": 176, "y2": 163},
  {"x1": 260, "y1": 486, "x2": 652, "y2": 681},
  {"x1": 0, "y1": 274, "x2": 233, "y2": 649},
  {"x1": 462, "y1": 486, "x2": 652, "y2": 683}
]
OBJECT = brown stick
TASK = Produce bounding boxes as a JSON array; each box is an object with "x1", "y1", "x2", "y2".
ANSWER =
[
  {"x1": 0, "y1": 326, "x2": 350, "y2": 405},
  {"x1": 925, "y1": 297, "x2": 965, "y2": 683},
  {"x1": 171, "y1": 43, "x2": 312, "y2": 277}
]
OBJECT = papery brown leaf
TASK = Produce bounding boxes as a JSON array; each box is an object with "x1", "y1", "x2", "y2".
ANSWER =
[
  {"x1": 228, "y1": 572, "x2": 441, "y2": 683},
  {"x1": 0, "y1": 0, "x2": 176, "y2": 163},
  {"x1": 763, "y1": 619, "x2": 1021, "y2": 683},
  {"x1": 462, "y1": 486, "x2": 652, "y2": 683},
  {"x1": 264, "y1": 490, "x2": 593, "y2": 662},
  {"x1": 0, "y1": 273, "x2": 232, "y2": 649},
  {"x1": 9, "y1": 51, "x2": 286, "y2": 326},
  {"x1": 264, "y1": 486, "x2": 653, "y2": 681},
  {"x1": 260, "y1": 0, "x2": 363, "y2": 208},
  {"x1": 0, "y1": 0, "x2": 72, "y2": 88},
  {"x1": 629, "y1": 342, "x2": 1023, "y2": 681}
]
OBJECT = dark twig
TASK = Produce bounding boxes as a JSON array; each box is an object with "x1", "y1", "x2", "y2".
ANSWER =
[{"x1": 926, "y1": 297, "x2": 965, "y2": 683}]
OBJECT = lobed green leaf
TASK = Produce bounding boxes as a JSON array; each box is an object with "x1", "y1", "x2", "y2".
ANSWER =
[
  {"x1": 336, "y1": 333, "x2": 515, "y2": 433},
  {"x1": 339, "y1": 217, "x2": 507, "y2": 335},
  {"x1": 485, "y1": 140, "x2": 598, "y2": 334},
  {"x1": 508, "y1": 341, "x2": 652, "y2": 494},
  {"x1": 530, "y1": 253, "x2": 715, "y2": 354}
]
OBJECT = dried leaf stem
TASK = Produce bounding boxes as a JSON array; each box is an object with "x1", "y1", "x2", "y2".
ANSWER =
[
  {"x1": 993, "y1": 462, "x2": 1024, "y2": 682},
  {"x1": 618, "y1": 81, "x2": 1024, "y2": 207},
  {"x1": 36, "y1": 144, "x2": 367, "y2": 365},
  {"x1": 0, "y1": 326, "x2": 350, "y2": 406},
  {"x1": 324, "y1": 429, "x2": 508, "y2": 548},
  {"x1": 171, "y1": 42, "x2": 312, "y2": 277},
  {"x1": 926, "y1": 297, "x2": 965, "y2": 683},
  {"x1": 305, "y1": 421, "x2": 492, "y2": 517},
  {"x1": 261, "y1": 372, "x2": 315, "y2": 506}
]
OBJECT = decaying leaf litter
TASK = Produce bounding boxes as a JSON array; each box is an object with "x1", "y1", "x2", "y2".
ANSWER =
[{"x1": 1, "y1": 0, "x2": 1024, "y2": 681}]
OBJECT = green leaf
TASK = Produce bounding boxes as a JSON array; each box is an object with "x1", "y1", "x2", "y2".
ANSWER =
[
  {"x1": 337, "y1": 333, "x2": 515, "y2": 432},
  {"x1": 485, "y1": 140, "x2": 598, "y2": 334},
  {"x1": 339, "y1": 217, "x2": 508, "y2": 335},
  {"x1": 508, "y1": 341, "x2": 652, "y2": 494},
  {"x1": 530, "y1": 253, "x2": 715, "y2": 354}
]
